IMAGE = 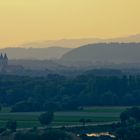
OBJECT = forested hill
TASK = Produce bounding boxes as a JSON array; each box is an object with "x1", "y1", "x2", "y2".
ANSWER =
[
  {"x1": 0, "y1": 73, "x2": 140, "y2": 112},
  {"x1": 61, "y1": 43, "x2": 140, "y2": 64}
]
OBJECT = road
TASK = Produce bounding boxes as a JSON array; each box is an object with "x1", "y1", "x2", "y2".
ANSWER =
[{"x1": 17, "y1": 121, "x2": 119, "y2": 131}]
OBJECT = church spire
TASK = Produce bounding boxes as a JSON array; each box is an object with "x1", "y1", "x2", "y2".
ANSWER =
[
  {"x1": 0, "y1": 53, "x2": 3, "y2": 59},
  {"x1": 3, "y1": 53, "x2": 8, "y2": 66},
  {"x1": 4, "y1": 53, "x2": 8, "y2": 60}
]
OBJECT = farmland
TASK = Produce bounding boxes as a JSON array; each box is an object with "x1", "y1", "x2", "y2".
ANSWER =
[{"x1": 0, "y1": 106, "x2": 130, "y2": 128}]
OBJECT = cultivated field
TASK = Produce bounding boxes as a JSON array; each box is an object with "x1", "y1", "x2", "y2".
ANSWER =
[{"x1": 0, "y1": 106, "x2": 130, "y2": 128}]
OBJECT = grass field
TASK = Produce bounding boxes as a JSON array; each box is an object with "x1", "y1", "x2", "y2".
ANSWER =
[{"x1": 0, "y1": 106, "x2": 130, "y2": 128}]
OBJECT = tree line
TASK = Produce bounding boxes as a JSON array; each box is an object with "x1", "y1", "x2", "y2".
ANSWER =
[{"x1": 0, "y1": 73, "x2": 140, "y2": 112}]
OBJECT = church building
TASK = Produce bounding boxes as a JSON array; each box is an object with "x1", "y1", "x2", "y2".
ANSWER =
[{"x1": 0, "y1": 53, "x2": 24, "y2": 73}]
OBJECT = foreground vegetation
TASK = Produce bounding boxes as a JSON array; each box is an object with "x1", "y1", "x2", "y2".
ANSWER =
[
  {"x1": 0, "y1": 72, "x2": 140, "y2": 139},
  {"x1": 0, "y1": 107, "x2": 140, "y2": 140},
  {"x1": 0, "y1": 129, "x2": 78, "y2": 140}
]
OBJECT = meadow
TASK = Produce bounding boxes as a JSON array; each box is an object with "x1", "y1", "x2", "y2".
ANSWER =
[{"x1": 0, "y1": 106, "x2": 129, "y2": 128}]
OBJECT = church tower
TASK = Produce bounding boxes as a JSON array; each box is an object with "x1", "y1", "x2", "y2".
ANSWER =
[
  {"x1": 0, "y1": 53, "x2": 3, "y2": 66},
  {"x1": 0, "y1": 53, "x2": 8, "y2": 67},
  {"x1": 3, "y1": 53, "x2": 8, "y2": 66}
]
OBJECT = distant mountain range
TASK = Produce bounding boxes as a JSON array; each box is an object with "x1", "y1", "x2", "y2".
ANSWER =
[
  {"x1": 20, "y1": 34, "x2": 140, "y2": 48},
  {"x1": 0, "y1": 47, "x2": 71, "y2": 60},
  {"x1": 1, "y1": 34, "x2": 140, "y2": 60},
  {"x1": 20, "y1": 38, "x2": 102, "y2": 48},
  {"x1": 60, "y1": 43, "x2": 140, "y2": 66},
  {"x1": 106, "y1": 34, "x2": 140, "y2": 43}
]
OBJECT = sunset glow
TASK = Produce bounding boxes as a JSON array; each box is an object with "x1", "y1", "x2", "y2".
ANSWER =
[{"x1": 0, "y1": 0, "x2": 140, "y2": 47}]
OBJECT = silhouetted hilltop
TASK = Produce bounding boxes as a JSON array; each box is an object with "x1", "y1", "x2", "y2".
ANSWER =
[{"x1": 61, "y1": 43, "x2": 140, "y2": 65}]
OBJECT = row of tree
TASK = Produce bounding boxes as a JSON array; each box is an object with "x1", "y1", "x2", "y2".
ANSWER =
[
  {"x1": 0, "y1": 74, "x2": 140, "y2": 111},
  {"x1": 116, "y1": 107, "x2": 140, "y2": 140}
]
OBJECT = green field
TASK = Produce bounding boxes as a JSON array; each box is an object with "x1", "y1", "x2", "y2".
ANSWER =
[{"x1": 0, "y1": 106, "x2": 130, "y2": 128}]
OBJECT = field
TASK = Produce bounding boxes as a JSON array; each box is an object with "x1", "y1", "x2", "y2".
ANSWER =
[{"x1": 0, "y1": 106, "x2": 130, "y2": 128}]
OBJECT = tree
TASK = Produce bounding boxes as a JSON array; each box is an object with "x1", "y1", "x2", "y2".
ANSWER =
[
  {"x1": 39, "y1": 111, "x2": 54, "y2": 126},
  {"x1": 79, "y1": 118, "x2": 86, "y2": 128},
  {"x1": 11, "y1": 101, "x2": 42, "y2": 112},
  {"x1": 79, "y1": 118, "x2": 92, "y2": 129},
  {"x1": 43, "y1": 102, "x2": 60, "y2": 111},
  {"x1": 120, "y1": 110, "x2": 130, "y2": 124},
  {"x1": 120, "y1": 107, "x2": 140, "y2": 124},
  {"x1": 130, "y1": 106, "x2": 140, "y2": 121},
  {"x1": 0, "y1": 104, "x2": 2, "y2": 112},
  {"x1": 15, "y1": 130, "x2": 72, "y2": 140},
  {"x1": 6, "y1": 120, "x2": 17, "y2": 132},
  {"x1": 117, "y1": 107, "x2": 140, "y2": 140},
  {"x1": 40, "y1": 130, "x2": 71, "y2": 140}
]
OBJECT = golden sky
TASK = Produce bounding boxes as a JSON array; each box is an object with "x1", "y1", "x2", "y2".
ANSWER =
[{"x1": 0, "y1": 0, "x2": 140, "y2": 47}]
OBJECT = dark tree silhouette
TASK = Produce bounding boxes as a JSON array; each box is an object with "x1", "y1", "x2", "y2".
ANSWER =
[
  {"x1": 39, "y1": 111, "x2": 54, "y2": 126},
  {"x1": 6, "y1": 120, "x2": 17, "y2": 132}
]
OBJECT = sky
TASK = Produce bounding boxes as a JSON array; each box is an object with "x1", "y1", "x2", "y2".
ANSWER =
[{"x1": 0, "y1": 0, "x2": 140, "y2": 47}]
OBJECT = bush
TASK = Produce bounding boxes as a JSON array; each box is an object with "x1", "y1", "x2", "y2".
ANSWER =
[
  {"x1": 39, "y1": 111, "x2": 54, "y2": 126},
  {"x1": 15, "y1": 130, "x2": 72, "y2": 140}
]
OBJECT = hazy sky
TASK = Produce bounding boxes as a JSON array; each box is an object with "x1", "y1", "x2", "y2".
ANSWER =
[{"x1": 0, "y1": 0, "x2": 140, "y2": 47}]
